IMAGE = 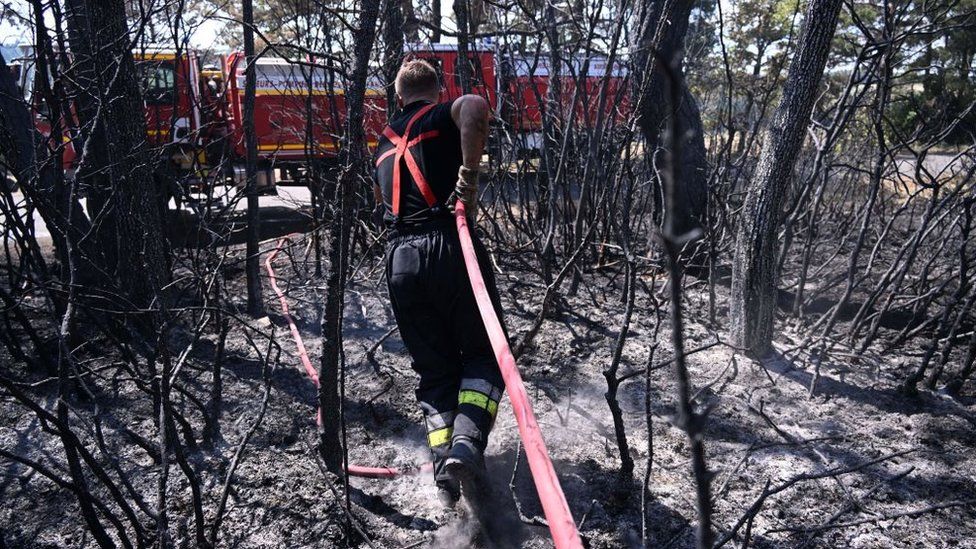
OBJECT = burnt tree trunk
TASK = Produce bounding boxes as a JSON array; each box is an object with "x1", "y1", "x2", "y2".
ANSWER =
[
  {"x1": 63, "y1": 0, "x2": 170, "y2": 313},
  {"x1": 468, "y1": 0, "x2": 486, "y2": 34},
  {"x1": 382, "y1": 0, "x2": 405, "y2": 117},
  {"x1": 730, "y1": 0, "x2": 844, "y2": 356},
  {"x1": 319, "y1": 0, "x2": 382, "y2": 474},
  {"x1": 537, "y1": 3, "x2": 561, "y2": 282},
  {"x1": 453, "y1": 0, "x2": 473, "y2": 94},
  {"x1": 631, "y1": 0, "x2": 708, "y2": 241},
  {"x1": 242, "y1": 0, "x2": 265, "y2": 317},
  {"x1": 402, "y1": 0, "x2": 421, "y2": 42},
  {"x1": 633, "y1": 6, "x2": 714, "y2": 545},
  {"x1": 431, "y1": 0, "x2": 442, "y2": 42}
]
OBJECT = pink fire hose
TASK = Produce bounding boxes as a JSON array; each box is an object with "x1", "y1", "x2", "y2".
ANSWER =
[{"x1": 454, "y1": 202, "x2": 583, "y2": 549}]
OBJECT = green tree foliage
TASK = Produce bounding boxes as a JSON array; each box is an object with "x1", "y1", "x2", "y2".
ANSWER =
[
  {"x1": 686, "y1": 0, "x2": 807, "y2": 143},
  {"x1": 892, "y1": 0, "x2": 975, "y2": 144}
]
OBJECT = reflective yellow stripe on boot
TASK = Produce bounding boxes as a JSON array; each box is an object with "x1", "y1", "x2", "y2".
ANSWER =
[
  {"x1": 427, "y1": 427, "x2": 452, "y2": 448},
  {"x1": 458, "y1": 389, "x2": 499, "y2": 417}
]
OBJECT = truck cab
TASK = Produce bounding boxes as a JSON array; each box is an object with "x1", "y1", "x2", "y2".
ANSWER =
[
  {"x1": 17, "y1": 46, "x2": 212, "y2": 178},
  {"x1": 132, "y1": 48, "x2": 208, "y2": 175}
]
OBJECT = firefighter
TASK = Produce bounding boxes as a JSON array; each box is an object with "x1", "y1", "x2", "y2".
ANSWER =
[{"x1": 372, "y1": 59, "x2": 505, "y2": 508}]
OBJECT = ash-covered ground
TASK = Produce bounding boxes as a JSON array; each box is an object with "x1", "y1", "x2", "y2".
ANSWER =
[{"x1": 2, "y1": 233, "x2": 975, "y2": 548}]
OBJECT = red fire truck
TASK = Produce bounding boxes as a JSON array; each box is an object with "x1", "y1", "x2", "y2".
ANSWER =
[
  {"x1": 17, "y1": 42, "x2": 630, "y2": 194},
  {"x1": 15, "y1": 47, "x2": 211, "y2": 178}
]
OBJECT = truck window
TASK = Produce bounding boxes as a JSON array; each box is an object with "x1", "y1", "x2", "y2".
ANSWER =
[{"x1": 137, "y1": 61, "x2": 177, "y2": 105}]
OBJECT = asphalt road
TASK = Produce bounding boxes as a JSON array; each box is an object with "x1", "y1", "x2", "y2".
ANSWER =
[{"x1": 892, "y1": 151, "x2": 973, "y2": 179}]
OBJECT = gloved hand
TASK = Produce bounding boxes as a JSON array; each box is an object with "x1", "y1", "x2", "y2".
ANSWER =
[
  {"x1": 451, "y1": 165, "x2": 479, "y2": 221},
  {"x1": 371, "y1": 203, "x2": 386, "y2": 232}
]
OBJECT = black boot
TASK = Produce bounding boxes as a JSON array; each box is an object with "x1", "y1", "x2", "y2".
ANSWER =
[
  {"x1": 436, "y1": 477, "x2": 461, "y2": 509},
  {"x1": 444, "y1": 437, "x2": 487, "y2": 504},
  {"x1": 446, "y1": 437, "x2": 522, "y2": 546}
]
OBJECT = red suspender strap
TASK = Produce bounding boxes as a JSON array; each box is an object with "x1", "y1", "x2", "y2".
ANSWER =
[{"x1": 375, "y1": 103, "x2": 440, "y2": 216}]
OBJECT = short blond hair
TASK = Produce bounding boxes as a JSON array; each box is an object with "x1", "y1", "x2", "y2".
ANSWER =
[{"x1": 395, "y1": 59, "x2": 439, "y2": 99}]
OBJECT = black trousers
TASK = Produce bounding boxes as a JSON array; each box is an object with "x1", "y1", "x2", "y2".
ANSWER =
[{"x1": 385, "y1": 221, "x2": 506, "y2": 482}]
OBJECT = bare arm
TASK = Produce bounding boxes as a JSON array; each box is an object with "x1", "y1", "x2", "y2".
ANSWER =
[{"x1": 451, "y1": 94, "x2": 490, "y2": 170}]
